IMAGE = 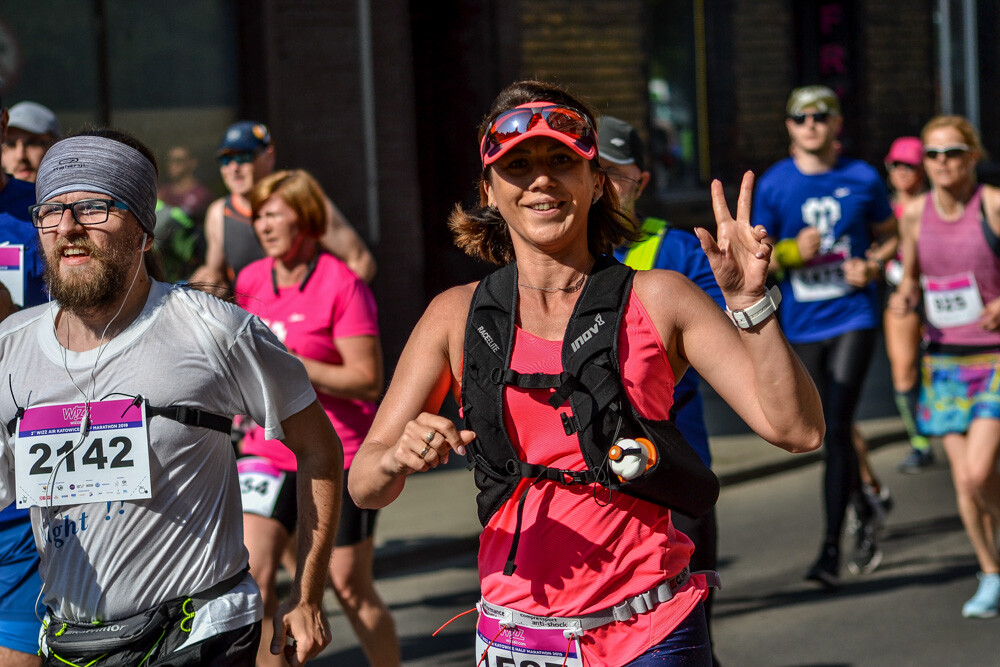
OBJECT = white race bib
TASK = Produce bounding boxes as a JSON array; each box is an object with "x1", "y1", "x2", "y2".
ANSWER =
[
  {"x1": 789, "y1": 251, "x2": 851, "y2": 302},
  {"x1": 922, "y1": 272, "x2": 984, "y2": 329},
  {"x1": 0, "y1": 244, "x2": 25, "y2": 306},
  {"x1": 475, "y1": 604, "x2": 583, "y2": 667},
  {"x1": 14, "y1": 399, "x2": 152, "y2": 509},
  {"x1": 237, "y1": 456, "x2": 286, "y2": 517}
]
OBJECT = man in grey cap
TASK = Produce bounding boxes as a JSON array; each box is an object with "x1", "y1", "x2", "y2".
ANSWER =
[
  {"x1": 0, "y1": 127, "x2": 343, "y2": 665},
  {"x1": 190, "y1": 120, "x2": 376, "y2": 291},
  {"x1": 601, "y1": 115, "x2": 724, "y2": 664},
  {"x1": 1, "y1": 101, "x2": 61, "y2": 183}
]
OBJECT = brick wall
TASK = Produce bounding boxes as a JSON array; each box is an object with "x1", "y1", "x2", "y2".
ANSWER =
[
  {"x1": 259, "y1": 0, "x2": 425, "y2": 365},
  {"x1": 861, "y1": 0, "x2": 937, "y2": 165},
  {"x1": 519, "y1": 1, "x2": 648, "y2": 138},
  {"x1": 731, "y1": 0, "x2": 796, "y2": 175}
]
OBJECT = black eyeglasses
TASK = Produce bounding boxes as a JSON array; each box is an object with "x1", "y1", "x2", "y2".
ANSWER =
[
  {"x1": 218, "y1": 152, "x2": 259, "y2": 167},
  {"x1": 923, "y1": 144, "x2": 970, "y2": 160},
  {"x1": 886, "y1": 161, "x2": 918, "y2": 172},
  {"x1": 29, "y1": 198, "x2": 131, "y2": 229},
  {"x1": 787, "y1": 111, "x2": 832, "y2": 125}
]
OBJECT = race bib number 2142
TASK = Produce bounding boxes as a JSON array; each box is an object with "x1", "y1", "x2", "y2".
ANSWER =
[{"x1": 14, "y1": 399, "x2": 152, "y2": 509}]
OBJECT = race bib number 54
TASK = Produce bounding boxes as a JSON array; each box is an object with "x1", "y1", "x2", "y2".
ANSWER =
[{"x1": 14, "y1": 399, "x2": 152, "y2": 509}]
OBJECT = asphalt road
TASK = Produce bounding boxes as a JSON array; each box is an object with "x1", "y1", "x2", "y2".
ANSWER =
[{"x1": 313, "y1": 439, "x2": 996, "y2": 666}]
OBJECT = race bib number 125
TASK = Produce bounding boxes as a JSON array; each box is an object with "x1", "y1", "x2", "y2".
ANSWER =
[{"x1": 14, "y1": 399, "x2": 152, "y2": 509}]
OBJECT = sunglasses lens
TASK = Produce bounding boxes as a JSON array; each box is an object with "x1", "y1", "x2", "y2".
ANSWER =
[
  {"x1": 946, "y1": 149, "x2": 965, "y2": 159},
  {"x1": 541, "y1": 108, "x2": 589, "y2": 139},
  {"x1": 482, "y1": 105, "x2": 595, "y2": 163},
  {"x1": 789, "y1": 112, "x2": 830, "y2": 125}
]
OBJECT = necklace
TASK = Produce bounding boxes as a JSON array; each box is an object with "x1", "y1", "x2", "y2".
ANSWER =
[
  {"x1": 518, "y1": 264, "x2": 591, "y2": 293},
  {"x1": 932, "y1": 186, "x2": 972, "y2": 221}
]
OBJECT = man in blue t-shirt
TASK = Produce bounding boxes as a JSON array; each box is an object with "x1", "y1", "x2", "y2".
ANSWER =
[
  {"x1": 601, "y1": 115, "x2": 724, "y2": 662},
  {"x1": 0, "y1": 97, "x2": 50, "y2": 667},
  {"x1": 753, "y1": 86, "x2": 896, "y2": 588}
]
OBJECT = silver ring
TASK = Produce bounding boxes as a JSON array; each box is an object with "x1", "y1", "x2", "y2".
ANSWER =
[
  {"x1": 419, "y1": 444, "x2": 431, "y2": 458},
  {"x1": 424, "y1": 430, "x2": 436, "y2": 444}
]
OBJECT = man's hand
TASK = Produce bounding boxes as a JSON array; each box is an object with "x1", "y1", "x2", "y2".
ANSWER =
[
  {"x1": 796, "y1": 227, "x2": 822, "y2": 263},
  {"x1": 271, "y1": 597, "x2": 332, "y2": 666}
]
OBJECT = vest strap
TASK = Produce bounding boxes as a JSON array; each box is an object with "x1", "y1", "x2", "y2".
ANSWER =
[{"x1": 145, "y1": 400, "x2": 233, "y2": 435}]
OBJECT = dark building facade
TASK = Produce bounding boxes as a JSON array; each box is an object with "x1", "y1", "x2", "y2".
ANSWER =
[{"x1": 0, "y1": 0, "x2": 991, "y2": 367}]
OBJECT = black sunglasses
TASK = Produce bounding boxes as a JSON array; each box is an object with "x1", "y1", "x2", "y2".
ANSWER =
[{"x1": 787, "y1": 111, "x2": 832, "y2": 125}]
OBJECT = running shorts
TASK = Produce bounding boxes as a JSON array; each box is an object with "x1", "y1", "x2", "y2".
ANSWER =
[
  {"x1": 918, "y1": 350, "x2": 1000, "y2": 435},
  {"x1": 0, "y1": 509, "x2": 43, "y2": 654},
  {"x1": 335, "y1": 468, "x2": 379, "y2": 547}
]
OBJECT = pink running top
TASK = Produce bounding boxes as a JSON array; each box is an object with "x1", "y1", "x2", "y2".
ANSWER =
[
  {"x1": 477, "y1": 289, "x2": 707, "y2": 665},
  {"x1": 236, "y1": 252, "x2": 379, "y2": 470},
  {"x1": 917, "y1": 187, "x2": 1000, "y2": 347}
]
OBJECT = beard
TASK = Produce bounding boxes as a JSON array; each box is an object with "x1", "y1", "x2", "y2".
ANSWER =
[{"x1": 42, "y1": 225, "x2": 144, "y2": 314}]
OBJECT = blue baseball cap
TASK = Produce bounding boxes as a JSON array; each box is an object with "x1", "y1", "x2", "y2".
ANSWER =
[{"x1": 217, "y1": 121, "x2": 271, "y2": 155}]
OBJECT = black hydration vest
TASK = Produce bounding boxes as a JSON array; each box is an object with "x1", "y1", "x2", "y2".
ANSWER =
[{"x1": 461, "y1": 255, "x2": 720, "y2": 575}]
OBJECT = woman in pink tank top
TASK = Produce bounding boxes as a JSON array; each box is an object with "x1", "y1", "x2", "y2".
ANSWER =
[
  {"x1": 890, "y1": 115, "x2": 1000, "y2": 619},
  {"x1": 349, "y1": 80, "x2": 824, "y2": 665}
]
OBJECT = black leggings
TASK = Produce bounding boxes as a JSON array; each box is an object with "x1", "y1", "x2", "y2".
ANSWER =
[{"x1": 793, "y1": 328, "x2": 877, "y2": 546}]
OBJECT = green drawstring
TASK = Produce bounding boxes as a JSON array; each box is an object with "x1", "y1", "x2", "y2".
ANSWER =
[{"x1": 180, "y1": 598, "x2": 196, "y2": 633}]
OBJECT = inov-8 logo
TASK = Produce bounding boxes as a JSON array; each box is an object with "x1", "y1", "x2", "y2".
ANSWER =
[{"x1": 570, "y1": 314, "x2": 605, "y2": 352}]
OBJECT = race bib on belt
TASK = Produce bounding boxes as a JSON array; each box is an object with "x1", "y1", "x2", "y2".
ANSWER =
[
  {"x1": 922, "y1": 272, "x2": 984, "y2": 329},
  {"x1": 0, "y1": 245, "x2": 25, "y2": 306},
  {"x1": 238, "y1": 457, "x2": 286, "y2": 517},
  {"x1": 14, "y1": 399, "x2": 152, "y2": 509},
  {"x1": 789, "y1": 251, "x2": 851, "y2": 302},
  {"x1": 475, "y1": 608, "x2": 583, "y2": 667}
]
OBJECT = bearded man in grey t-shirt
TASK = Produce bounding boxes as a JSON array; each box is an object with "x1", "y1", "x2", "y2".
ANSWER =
[{"x1": 0, "y1": 128, "x2": 343, "y2": 666}]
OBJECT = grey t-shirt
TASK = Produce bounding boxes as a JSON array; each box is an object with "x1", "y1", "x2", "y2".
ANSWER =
[{"x1": 0, "y1": 280, "x2": 316, "y2": 628}]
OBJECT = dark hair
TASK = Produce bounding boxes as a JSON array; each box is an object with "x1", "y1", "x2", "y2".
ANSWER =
[
  {"x1": 448, "y1": 80, "x2": 638, "y2": 265},
  {"x1": 73, "y1": 125, "x2": 159, "y2": 176}
]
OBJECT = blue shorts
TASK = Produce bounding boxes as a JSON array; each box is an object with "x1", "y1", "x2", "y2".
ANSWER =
[
  {"x1": 0, "y1": 507, "x2": 43, "y2": 654},
  {"x1": 623, "y1": 602, "x2": 710, "y2": 665},
  {"x1": 918, "y1": 351, "x2": 1000, "y2": 435}
]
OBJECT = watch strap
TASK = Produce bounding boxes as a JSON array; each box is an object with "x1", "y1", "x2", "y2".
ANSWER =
[{"x1": 727, "y1": 285, "x2": 782, "y2": 329}]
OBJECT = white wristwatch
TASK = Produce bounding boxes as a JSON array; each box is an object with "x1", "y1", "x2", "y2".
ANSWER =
[{"x1": 726, "y1": 285, "x2": 782, "y2": 329}]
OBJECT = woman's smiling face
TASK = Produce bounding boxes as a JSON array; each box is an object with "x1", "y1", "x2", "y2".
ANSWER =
[{"x1": 484, "y1": 135, "x2": 603, "y2": 255}]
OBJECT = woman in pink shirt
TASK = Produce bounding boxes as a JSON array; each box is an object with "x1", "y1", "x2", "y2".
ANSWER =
[
  {"x1": 235, "y1": 170, "x2": 398, "y2": 665},
  {"x1": 891, "y1": 116, "x2": 1000, "y2": 618},
  {"x1": 348, "y1": 81, "x2": 824, "y2": 665}
]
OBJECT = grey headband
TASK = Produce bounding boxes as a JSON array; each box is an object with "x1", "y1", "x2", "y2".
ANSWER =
[{"x1": 36, "y1": 135, "x2": 157, "y2": 234}]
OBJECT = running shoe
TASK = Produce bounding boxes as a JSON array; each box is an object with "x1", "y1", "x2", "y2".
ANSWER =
[
  {"x1": 898, "y1": 447, "x2": 935, "y2": 474},
  {"x1": 847, "y1": 522, "x2": 883, "y2": 575},
  {"x1": 861, "y1": 483, "x2": 893, "y2": 532},
  {"x1": 805, "y1": 543, "x2": 841, "y2": 589},
  {"x1": 962, "y1": 573, "x2": 1000, "y2": 618}
]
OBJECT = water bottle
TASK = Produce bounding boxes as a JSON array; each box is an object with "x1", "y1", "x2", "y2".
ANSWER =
[{"x1": 607, "y1": 437, "x2": 657, "y2": 482}]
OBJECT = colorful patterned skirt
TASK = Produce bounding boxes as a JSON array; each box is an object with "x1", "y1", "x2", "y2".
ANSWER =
[{"x1": 918, "y1": 350, "x2": 1000, "y2": 435}]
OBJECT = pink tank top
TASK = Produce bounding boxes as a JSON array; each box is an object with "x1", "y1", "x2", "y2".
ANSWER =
[
  {"x1": 917, "y1": 187, "x2": 1000, "y2": 347},
  {"x1": 477, "y1": 290, "x2": 706, "y2": 665}
]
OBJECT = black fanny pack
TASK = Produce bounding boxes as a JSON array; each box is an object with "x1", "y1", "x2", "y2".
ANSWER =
[
  {"x1": 44, "y1": 570, "x2": 246, "y2": 665},
  {"x1": 45, "y1": 598, "x2": 188, "y2": 665}
]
